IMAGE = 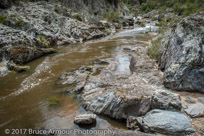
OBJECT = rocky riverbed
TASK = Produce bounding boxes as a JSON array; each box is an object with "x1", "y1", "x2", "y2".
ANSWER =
[{"x1": 0, "y1": 0, "x2": 204, "y2": 135}]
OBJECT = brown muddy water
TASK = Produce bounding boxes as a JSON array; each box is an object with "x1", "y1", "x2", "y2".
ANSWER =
[{"x1": 0, "y1": 28, "x2": 156, "y2": 135}]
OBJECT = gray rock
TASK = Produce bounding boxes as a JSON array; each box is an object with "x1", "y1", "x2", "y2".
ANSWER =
[
  {"x1": 198, "y1": 97, "x2": 204, "y2": 104},
  {"x1": 137, "y1": 109, "x2": 195, "y2": 135},
  {"x1": 151, "y1": 89, "x2": 182, "y2": 110},
  {"x1": 184, "y1": 103, "x2": 204, "y2": 118},
  {"x1": 7, "y1": 62, "x2": 30, "y2": 72},
  {"x1": 158, "y1": 12, "x2": 204, "y2": 93},
  {"x1": 74, "y1": 114, "x2": 96, "y2": 125},
  {"x1": 185, "y1": 96, "x2": 196, "y2": 103}
]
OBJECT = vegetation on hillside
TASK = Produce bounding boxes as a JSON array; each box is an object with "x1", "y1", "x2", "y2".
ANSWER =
[{"x1": 139, "y1": 0, "x2": 204, "y2": 16}]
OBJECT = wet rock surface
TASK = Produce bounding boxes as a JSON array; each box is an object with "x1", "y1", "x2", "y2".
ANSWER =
[
  {"x1": 184, "y1": 103, "x2": 204, "y2": 118},
  {"x1": 74, "y1": 114, "x2": 96, "y2": 125},
  {"x1": 158, "y1": 12, "x2": 204, "y2": 93},
  {"x1": 136, "y1": 109, "x2": 195, "y2": 135}
]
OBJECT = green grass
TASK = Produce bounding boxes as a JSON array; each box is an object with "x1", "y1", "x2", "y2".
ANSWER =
[
  {"x1": 16, "y1": 17, "x2": 23, "y2": 26},
  {"x1": 148, "y1": 36, "x2": 162, "y2": 60},
  {"x1": 38, "y1": 35, "x2": 50, "y2": 47},
  {"x1": 47, "y1": 96, "x2": 60, "y2": 106},
  {"x1": 0, "y1": 16, "x2": 8, "y2": 24}
]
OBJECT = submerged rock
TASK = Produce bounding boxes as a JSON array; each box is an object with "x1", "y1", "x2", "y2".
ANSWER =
[
  {"x1": 158, "y1": 12, "x2": 204, "y2": 93},
  {"x1": 184, "y1": 103, "x2": 204, "y2": 118},
  {"x1": 7, "y1": 62, "x2": 30, "y2": 72},
  {"x1": 74, "y1": 114, "x2": 96, "y2": 125},
  {"x1": 137, "y1": 109, "x2": 195, "y2": 135}
]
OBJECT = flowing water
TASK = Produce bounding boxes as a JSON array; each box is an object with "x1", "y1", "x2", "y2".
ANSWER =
[{"x1": 0, "y1": 26, "x2": 157, "y2": 135}]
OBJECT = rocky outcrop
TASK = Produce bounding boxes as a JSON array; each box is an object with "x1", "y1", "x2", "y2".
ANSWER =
[
  {"x1": 0, "y1": 1, "x2": 106, "y2": 76},
  {"x1": 184, "y1": 103, "x2": 204, "y2": 118},
  {"x1": 158, "y1": 12, "x2": 204, "y2": 93},
  {"x1": 74, "y1": 114, "x2": 96, "y2": 125},
  {"x1": 137, "y1": 109, "x2": 195, "y2": 135},
  {"x1": 60, "y1": 0, "x2": 130, "y2": 24}
]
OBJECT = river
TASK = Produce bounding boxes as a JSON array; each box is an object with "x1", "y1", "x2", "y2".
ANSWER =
[{"x1": 0, "y1": 26, "x2": 157, "y2": 135}]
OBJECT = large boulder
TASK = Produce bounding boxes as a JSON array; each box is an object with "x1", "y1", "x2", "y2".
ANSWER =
[
  {"x1": 137, "y1": 109, "x2": 195, "y2": 135},
  {"x1": 158, "y1": 12, "x2": 204, "y2": 93}
]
